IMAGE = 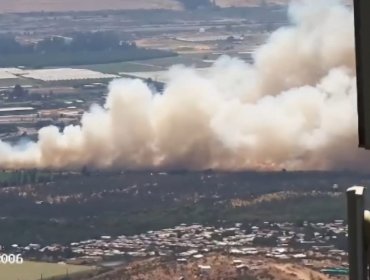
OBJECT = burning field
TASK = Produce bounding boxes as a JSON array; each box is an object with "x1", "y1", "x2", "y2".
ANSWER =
[{"x1": 0, "y1": 0, "x2": 364, "y2": 172}]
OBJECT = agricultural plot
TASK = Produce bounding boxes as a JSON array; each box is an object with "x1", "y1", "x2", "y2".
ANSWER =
[
  {"x1": 82, "y1": 54, "x2": 212, "y2": 74},
  {"x1": 0, "y1": 0, "x2": 181, "y2": 13},
  {"x1": 0, "y1": 261, "x2": 95, "y2": 280}
]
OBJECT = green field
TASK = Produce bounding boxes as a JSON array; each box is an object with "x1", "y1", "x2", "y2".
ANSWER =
[
  {"x1": 0, "y1": 261, "x2": 95, "y2": 280},
  {"x1": 0, "y1": 49, "x2": 176, "y2": 68},
  {"x1": 81, "y1": 53, "x2": 212, "y2": 74}
]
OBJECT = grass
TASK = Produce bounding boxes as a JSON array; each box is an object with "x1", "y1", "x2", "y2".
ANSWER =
[
  {"x1": 0, "y1": 261, "x2": 95, "y2": 280},
  {"x1": 82, "y1": 61, "x2": 164, "y2": 74},
  {"x1": 0, "y1": 49, "x2": 176, "y2": 68},
  {"x1": 81, "y1": 53, "x2": 210, "y2": 74}
]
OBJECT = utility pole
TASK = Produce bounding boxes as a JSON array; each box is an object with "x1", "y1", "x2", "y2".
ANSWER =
[
  {"x1": 347, "y1": 186, "x2": 368, "y2": 280},
  {"x1": 354, "y1": 0, "x2": 370, "y2": 148}
]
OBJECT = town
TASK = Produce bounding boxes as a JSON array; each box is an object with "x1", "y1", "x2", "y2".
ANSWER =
[{"x1": 2, "y1": 220, "x2": 348, "y2": 278}]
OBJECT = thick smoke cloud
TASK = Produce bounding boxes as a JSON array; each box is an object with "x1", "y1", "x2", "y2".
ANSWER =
[{"x1": 0, "y1": 0, "x2": 367, "y2": 171}]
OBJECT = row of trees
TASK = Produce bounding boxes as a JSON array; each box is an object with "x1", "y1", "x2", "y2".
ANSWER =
[
  {"x1": 177, "y1": 0, "x2": 215, "y2": 10},
  {"x1": 38, "y1": 31, "x2": 137, "y2": 53},
  {"x1": 0, "y1": 34, "x2": 31, "y2": 54},
  {"x1": 0, "y1": 170, "x2": 53, "y2": 187},
  {"x1": 0, "y1": 31, "x2": 136, "y2": 55},
  {"x1": 0, "y1": 48, "x2": 175, "y2": 68},
  {"x1": 0, "y1": 31, "x2": 176, "y2": 67}
]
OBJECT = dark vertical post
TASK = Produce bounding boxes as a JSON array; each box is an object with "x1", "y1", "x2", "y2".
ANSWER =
[
  {"x1": 354, "y1": 0, "x2": 370, "y2": 148},
  {"x1": 347, "y1": 186, "x2": 367, "y2": 280}
]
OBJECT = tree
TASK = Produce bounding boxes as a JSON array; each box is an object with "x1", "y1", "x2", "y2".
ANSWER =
[
  {"x1": 0, "y1": 34, "x2": 26, "y2": 54},
  {"x1": 81, "y1": 166, "x2": 91, "y2": 176},
  {"x1": 36, "y1": 36, "x2": 68, "y2": 53},
  {"x1": 178, "y1": 0, "x2": 212, "y2": 10},
  {"x1": 10, "y1": 84, "x2": 27, "y2": 100}
]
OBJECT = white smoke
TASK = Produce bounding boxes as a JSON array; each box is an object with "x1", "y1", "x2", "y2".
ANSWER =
[{"x1": 0, "y1": 0, "x2": 366, "y2": 171}]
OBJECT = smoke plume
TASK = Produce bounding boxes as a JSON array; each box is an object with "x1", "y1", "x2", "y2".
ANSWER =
[{"x1": 0, "y1": 0, "x2": 367, "y2": 171}]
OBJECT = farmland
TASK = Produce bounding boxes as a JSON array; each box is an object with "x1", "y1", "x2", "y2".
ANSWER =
[
  {"x1": 0, "y1": 0, "x2": 320, "y2": 14},
  {"x1": 0, "y1": 1, "x2": 292, "y2": 13},
  {"x1": 0, "y1": 261, "x2": 95, "y2": 280},
  {"x1": 0, "y1": 0, "x2": 182, "y2": 13},
  {"x1": 81, "y1": 54, "x2": 212, "y2": 74}
]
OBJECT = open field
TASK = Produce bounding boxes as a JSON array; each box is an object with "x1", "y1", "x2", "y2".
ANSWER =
[
  {"x1": 0, "y1": 0, "x2": 300, "y2": 13},
  {"x1": 0, "y1": 0, "x2": 182, "y2": 13},
  {"x1": 0, "y1": 0, "x2": 351, "y2": 13},
  {"x1": 0, "y1": 261, "x2": 95, "y2": 280},
  {"x1": 81, "y1": 54, "x2": 212, "y2": 74},
  {"x1": 95, "y1": 254, "x2": 334, "y2": 280}
]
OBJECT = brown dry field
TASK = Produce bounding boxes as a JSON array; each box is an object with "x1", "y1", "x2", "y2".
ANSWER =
[
  {"x1": 0, "y1": 0, "x2": 292, "y2": 13},
  {"x1": 124, "y1": 255, "x2": 332, "y2": 280}
]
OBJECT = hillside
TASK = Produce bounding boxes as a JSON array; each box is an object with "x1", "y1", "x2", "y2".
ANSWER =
[{"x1": 0, "y1": 169, "x2": 362, "y2": 245}]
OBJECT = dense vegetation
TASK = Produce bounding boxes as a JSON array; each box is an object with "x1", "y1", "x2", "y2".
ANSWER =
[
  {"x1": 0, "y1": 124, "x2": 18, "y2": 134},
  {"x1": 0, "y1": 32, "x2": 176, "y2": 67},
  {"x1": 0, "y1": 170, "x2": 366, "y2": 246},
  {"x1": 177, "y1": 0, "x2": 214, "y2": 10},
  {"x1": 0, "y1": 49, "x2": 175, "y2": 68}
]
